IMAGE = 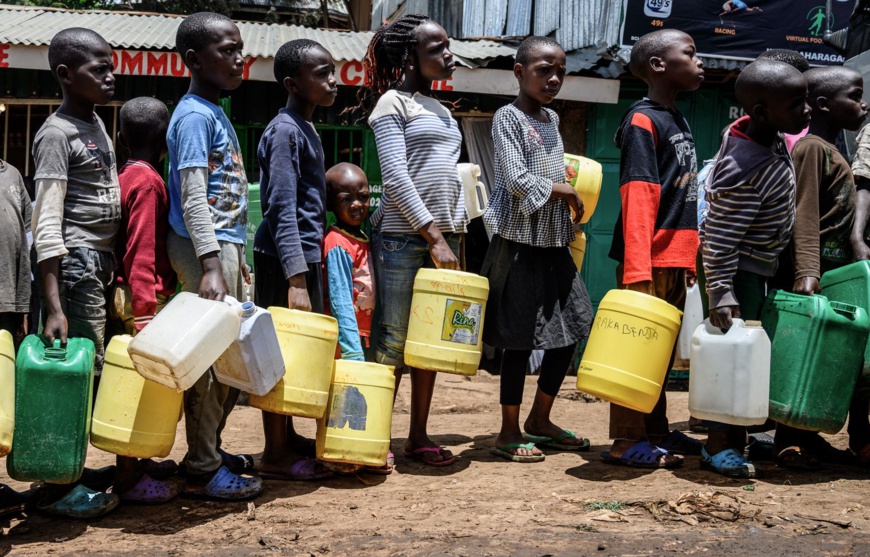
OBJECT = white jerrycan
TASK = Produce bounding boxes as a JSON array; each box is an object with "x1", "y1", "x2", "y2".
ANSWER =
[
  {"x1": 688, "y1": 319, "x2": 771, "y2": 426},
  {"x1": 213, "y1": 299, "x2": 285, "y2": 396},
  {"x1": 457, "y1": 163, "x2": 489, "y2": 219},
  {"x1": 128, "y1": 292, "x2": 242, "y2": 391},
  {"x1": 675, "y1": 283, "x2": 703, "y2": 369}
]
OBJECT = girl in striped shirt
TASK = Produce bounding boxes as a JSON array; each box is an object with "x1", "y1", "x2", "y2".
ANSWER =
[{"x1": 355, "y1": 14, "x2": 465, "y2": 467}]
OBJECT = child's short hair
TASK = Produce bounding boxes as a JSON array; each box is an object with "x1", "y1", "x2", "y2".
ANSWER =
[
  {"x1": 805, "y1": 66, "x2": 861, "y2": 108},
  {"x1": 756, "y1": 49, "x2": 810, "y2": 73},
  {"x1": 48, "y1": 28, "x2": 110, "y2": 75},
  {"x1": 120, "y1": 97, "x2": 170, "y2": 151},
  {"x1": 176, "y1": 12, "x2": 234, "y2": 58},
  {"x1": 325, "y1": 162, "x2": 367, "y2": 210},
  {"x1": 629, "y1": 29, "x2": 688, "y2": 81},
  {"x1": 274, "y1": 39, "x2": 324, "y2": 82},
  {"x1": 735, "y1": 60, "x2": 803, "y2": 113},
  {"x1": 515, "y1": 36, "x2": 563, "y2": 65}
]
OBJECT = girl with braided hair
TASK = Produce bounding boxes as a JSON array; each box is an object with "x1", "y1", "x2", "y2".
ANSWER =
[{"x1": 359, "y1": 15, "x2": 465, "y2": 467}]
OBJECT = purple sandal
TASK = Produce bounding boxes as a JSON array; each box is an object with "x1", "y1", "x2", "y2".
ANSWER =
[
  {"x1": 601, "y1": 440, "x2": 683, "y2": 469},
  {"x1": 119, "y1": 474, "x2": 180, "y2": 504},
  {"x1": 259, "y1": 459, "x2": 335, "y2": 481}
]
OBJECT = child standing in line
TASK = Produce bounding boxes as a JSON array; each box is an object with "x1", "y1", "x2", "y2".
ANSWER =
[
  {"x1": 482, "y1": 36, "x2": 592, "y2": 462},
  {"x1": 167, "y1": 12, "x2": 262, "y2": 500},
  {"x1": 0, "y1": 158, "x2": 30, "y2": 348},
  {"x1": 701, "y1": 60, "x2": 810, "y2": 477},
  {"x1": 776, "y1": 66, "x2": 870, "y2": 468},
  {"x1": 603, "y1": 29, "x2": 705, "y2": 469},
  {"x1": 31, "y1": 28, "x2": 121, "y2": 518},
  {"x1": 355, "y1": 15, "x2": 466, "y2": 467},
  {"x1": 254, "y1": 39, "x2": 337, "y2": 481},
  {"x1": 108, "y1": 97, "x2": 180, "y2": 503}
]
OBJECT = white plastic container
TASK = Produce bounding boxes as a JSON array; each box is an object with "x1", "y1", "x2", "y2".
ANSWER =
[
  {"x1": 674, "y1": 283, "x2": 703, "y2": 369},
  {"x1": 213, "y1": 300, "x2": 284, "y2": 396},
  {"x1": 457, "y1": 163, "x2": 489, "y2": 219},
  {"x1": 128, "y1": 292, "x2": 242, "y2": 391},
  {"x1": 688, "y1": 319, "x2": 771, "y2": 426}
]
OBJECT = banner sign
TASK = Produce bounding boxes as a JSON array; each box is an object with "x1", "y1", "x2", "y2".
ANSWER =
[{"x1": 621, "y1": 0, "x2": 857, "y2": 66}]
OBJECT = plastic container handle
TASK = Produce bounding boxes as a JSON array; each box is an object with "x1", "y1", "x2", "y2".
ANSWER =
[
  {"x1": 830, "y1": 301, "x2": 860, "y2": 320},
  {"x1": 44, "y1": 338, "x2": 67, "y2": 361},
  {"x1": 702, "y1": 317, "x2": 744, "y2": 335}
]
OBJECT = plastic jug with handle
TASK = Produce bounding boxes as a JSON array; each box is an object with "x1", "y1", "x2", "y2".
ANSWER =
[
  {"x1": 213, "y1": 299, "x2": 284, "y2": 396},
  {"x1": 91, "y1": 334, "x2": 183, "y2": 459},
  {"x1": 674, "y1": 283, "x2": 703, "y2": 369},
  {"x1": 576, "y1": 290, "x2": 682, "y2": 413},
  {"x1": 7, "y1": 335, "x2": 95, "y2": 483},
  {"x1": 568, "y1": 229, "x2": 586, "y2": 273},
  {"x1": 564, "y1": 154, "x2": 602, "y2": 224},
  {"x1": 688, "y1": 319, "x2": 770, "y2": 426},
  {"x1": 0, "y1": 329, "x2": 14, "y2": 457},
  {"x1": 127, "y1": 292, "x2": 242, "y2": 391},
  {"x1": 457, "y1": 163, "x2": 489, "y2": 219}
]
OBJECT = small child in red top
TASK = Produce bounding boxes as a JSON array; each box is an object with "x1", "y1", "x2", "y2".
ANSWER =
[
  {"x1": 322, "y1": 163, "x2": 374, "y2": 362},
  {"x1": 109, "y1": 97, "x2": 179, "y2": 504}
]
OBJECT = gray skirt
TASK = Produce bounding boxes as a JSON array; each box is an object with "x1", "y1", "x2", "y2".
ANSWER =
[{"x1": 481, "y1": 235, "x2": 593, "y2": 351}]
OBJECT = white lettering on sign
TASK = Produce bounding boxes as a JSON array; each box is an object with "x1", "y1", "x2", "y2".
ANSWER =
[{"x1": 729, "y1": 106, "x2": 746, "y2": 119}]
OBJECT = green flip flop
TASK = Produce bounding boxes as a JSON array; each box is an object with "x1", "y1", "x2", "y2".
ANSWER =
[
  {"x1": 490, "y1": 442, "x2": 545, "y2": 463},
  {"x1": 523, "y1": 430, "x2": 590, "y2": 452}
]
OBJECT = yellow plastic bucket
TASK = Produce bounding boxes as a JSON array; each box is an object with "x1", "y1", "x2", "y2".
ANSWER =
[
  {"x1": 569, "y1": 230, "x2": 586, "y2": 273},
  {"x1": 249, "y1": 308, "x2": 338, "y2": 418},
  {"x1": 404, "y1": 269, "x2": 490, "y2": 375},
  {"x1": 564, "y1": 154, "x2": 602, "y2": 224},
  {"x1": 576, "y1": 290, "x2": 683, "y2": 413},
  {"x1": 316, "y1": 360, "x2": 396, "y2": 466},
  {"x1": 91, "y1": 335, "x2": 183, "y2": 458},
  {"x1": 0, "y1": 330, "x2": 14, "y2": 457}
]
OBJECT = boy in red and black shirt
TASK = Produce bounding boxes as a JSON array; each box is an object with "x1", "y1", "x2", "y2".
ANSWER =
[{"x1": 603, "y1": 29, "x2": 705, "y2": 469}]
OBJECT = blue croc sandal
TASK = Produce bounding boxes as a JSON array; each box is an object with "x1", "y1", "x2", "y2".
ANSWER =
[
  {"x1": 38, "y1": 484, "x2": 120, "y2": 519},
  {"x1": 701, "y1": 447, "x2": 756, "y2": 478},
  {"x1": 183, "y1": 466, "x2": 263, "y2": 501},
  {"x1": 601, "y1": 440, "x2": 683, "y2": 469},
  {"x1": 658, "y1": 430, "x2": 703, "y2": 456}
]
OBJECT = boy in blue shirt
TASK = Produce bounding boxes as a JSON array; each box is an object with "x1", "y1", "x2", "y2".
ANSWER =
[
  {"x1": 167, "y1": 12, "x2": 261, "y2": 500},
  {"x1": 254, "y1": 39, "x2": 338, "y2": 480}
]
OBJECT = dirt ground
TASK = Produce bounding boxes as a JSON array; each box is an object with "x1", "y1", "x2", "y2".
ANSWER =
[{"x1": 3, "y1": 372, "x2": 870, "y2": 556}]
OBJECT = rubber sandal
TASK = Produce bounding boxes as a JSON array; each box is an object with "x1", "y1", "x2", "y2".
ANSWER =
[
  {"x1": 218, "y1": 449, "x2": 257, "y2": 475},
  {"x1": 182, "y1": 466, "x2": 263, "y2": 501},
  {"x1": 776, "y1": 446, "x2": 822, "y2": 470},
  {"x1": 658, "y1": 430, "x2": 703, "y2": 456},
  {"x1": 79, "y1": 466, "x2": 117, "y2": 492},
  {"x1": 259, "y1": 459, "x2": 335, "y2": 481},
  {"x1": 403, "y1": 446, "x2": 455, "y2": 467},
  {"x1": 806, "y1": 435, "x2": 857, "y2": 466},
  {"x1": 491, "y1": 442, "x2": 545, "y2": 463},
  {"x1": 701, "y1": 447, "x2": 756, "y2": 478},
  {"x1": 363, "y1": 452, "x2": 395, "y2": 475},
  {"x1": 601, "y1": 440, "x2": 683, "y2": 469},
  {"x1": 523, "y1": 430, "x2": 590, "y2": 452},
  {"x1": 117, "y1": 474, "x2": 180, "y2": 504},
  {"x1": 38, "y1": 484, "x2": 120, "y2": 519},
  {"x1": 140, "y1": 459, "x2": 179, "y2": 480},
  {"x1": 0, "y1": 484, "x2": 40, "y2": 519},
  {"x1": 747, "y1": 433, "x2": 776, "y2": 462}
]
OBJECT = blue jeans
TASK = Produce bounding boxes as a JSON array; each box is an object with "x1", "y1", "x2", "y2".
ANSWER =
[{"x1": 372, "y1": 230, "x2": 461, "y2": 368}]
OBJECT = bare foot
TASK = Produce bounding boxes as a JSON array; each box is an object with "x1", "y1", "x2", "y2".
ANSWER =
[{"x1": 524, "y1": 417, "x2": 587, "y2": 447}]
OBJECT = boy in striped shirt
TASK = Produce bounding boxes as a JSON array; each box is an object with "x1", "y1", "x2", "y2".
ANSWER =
[{"x1": 700, "y1": 59, "x2": 811, "y2": 477}]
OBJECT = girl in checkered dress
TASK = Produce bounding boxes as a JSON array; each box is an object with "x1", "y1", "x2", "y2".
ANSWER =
[{"x1": 481, "y1": 37, "x2": 593, "y2": 462}]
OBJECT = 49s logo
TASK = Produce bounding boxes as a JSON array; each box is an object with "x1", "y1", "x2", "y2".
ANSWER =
[{"x1": 644, "y1": 0, "x2": 672, "y2": 18}]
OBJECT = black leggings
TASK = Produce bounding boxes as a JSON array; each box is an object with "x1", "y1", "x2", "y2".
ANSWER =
[{"x1": 499, "y1": 345, "x2": 576, "y2": 406}]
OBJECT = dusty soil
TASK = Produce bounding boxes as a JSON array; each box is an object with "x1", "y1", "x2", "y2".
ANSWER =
[{"x1": 3, "y1": 373, "x2": 870, "y2": 556}]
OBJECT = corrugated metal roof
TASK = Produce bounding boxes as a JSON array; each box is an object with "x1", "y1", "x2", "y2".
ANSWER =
[{"x1": 0, "y1": 4, "x2": 514, "y2": 65}]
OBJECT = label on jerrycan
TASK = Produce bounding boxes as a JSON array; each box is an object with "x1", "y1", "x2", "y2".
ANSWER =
[{"x1": 441, "y1": 299, "x2": 482, "y2": 345}]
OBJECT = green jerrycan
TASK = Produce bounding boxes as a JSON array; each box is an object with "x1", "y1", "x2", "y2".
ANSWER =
[
  {"x1": 821, "y1": 261, "x2": 870, "y2": 397},
  {"x1": 760, "y1": 291, "x2": 870, "y2": 433},
  {"x1": 7, "y1": 335, "x2": 95, "y2": 483}
]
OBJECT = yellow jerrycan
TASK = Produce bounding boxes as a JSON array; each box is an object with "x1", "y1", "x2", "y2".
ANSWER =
[
  {"x1": 0, "y1": 330, "x2": 14, "y2": 457},
  {"x1": 91, "y1": 335, "x2": 183, "y2": 458},
  {"x1": 569, "y1": 230, "x2": 586, "y2": 272},
  {"x1": 316, "y1": 360, "x2": 396, "y2": 466},
  {"x1": 249, "y1": 308, "x2": 339, "y2": 419},
  {"x1": 564, "y1": 154, "x2": 602, "y2": 224},
  {"x1": 576, "y1": 290, "x2": 683, "y2": 413},
  {"x1": 404, "y1": 269, "x2": 490, "y2": 375}
]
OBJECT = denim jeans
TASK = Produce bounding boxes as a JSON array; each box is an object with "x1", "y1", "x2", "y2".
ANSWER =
[
  {"x1": 372, "y1": 230, "x2": 461, "y2": 368},
  {"x1": 39, "y1": 247, "x2": 114, "y2": 374}
]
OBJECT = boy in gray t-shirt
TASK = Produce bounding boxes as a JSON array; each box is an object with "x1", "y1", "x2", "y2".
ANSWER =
[{"x1": 32, "y1": 29, "x2": 121, "y2": 378}]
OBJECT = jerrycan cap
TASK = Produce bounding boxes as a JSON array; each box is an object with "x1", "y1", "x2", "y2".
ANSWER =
[
  {"x1": 744, "y1": 320, "x2": 763, "y2": 328},
  {"x1": 240, "y1": 301, "x2": 257, "y2": 318},
  {"x1": 44, "y1": 338, "x2": 67, "y2": 360}
]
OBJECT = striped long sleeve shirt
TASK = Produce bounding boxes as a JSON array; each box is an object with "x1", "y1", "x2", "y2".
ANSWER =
[
  {"x1": 368, "y1": 90, "x2": 467, "y2": 234},
  {"x1": 701, "y1": 117, "x2": 796, "y2": 310}
]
